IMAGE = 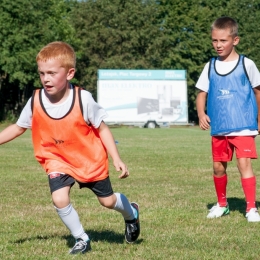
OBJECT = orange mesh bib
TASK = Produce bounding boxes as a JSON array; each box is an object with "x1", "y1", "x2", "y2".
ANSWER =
[{"x1": 31, "y1": 87, "x2": 109, "y2": 182}]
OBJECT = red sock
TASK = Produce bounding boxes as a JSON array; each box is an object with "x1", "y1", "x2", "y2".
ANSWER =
[
  {"x1": 213, "y1": 174, "x2": 227, "y2": 207},
  {"x1": 241, "y1": 176, "x2": 256, "y2": 212}
]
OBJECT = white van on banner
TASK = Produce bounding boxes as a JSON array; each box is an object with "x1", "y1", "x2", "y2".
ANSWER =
[{"x1": 97, "y1": 69, "x2": 188, "y2": 127}]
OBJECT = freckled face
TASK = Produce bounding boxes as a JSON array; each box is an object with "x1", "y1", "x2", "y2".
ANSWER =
[
  {"x1": 37, "y1": 59, "x2": 75, "y2": 97},
  {"x1": 211, "y1": 29, "x2": 239, "y2": 61}
]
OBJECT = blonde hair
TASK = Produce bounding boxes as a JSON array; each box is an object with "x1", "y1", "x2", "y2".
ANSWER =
[
  {"x1": 36, "y1": 41, "x2": 76, "y2": 70},
  {"x1": 211, "y1": 16, "x2": 238, "y2": 37}
]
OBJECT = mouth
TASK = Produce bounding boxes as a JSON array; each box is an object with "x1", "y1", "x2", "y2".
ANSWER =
[{"x1": 44, "y1": 85, "x2": 53, "y2": 90}]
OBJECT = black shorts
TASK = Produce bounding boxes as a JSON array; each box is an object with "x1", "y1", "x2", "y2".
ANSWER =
[{"x1": 48, "y1": 173, "x2": 113, "y2": 197}]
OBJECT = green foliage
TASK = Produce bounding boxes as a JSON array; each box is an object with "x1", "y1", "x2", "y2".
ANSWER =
[
  {"x1": 1, "y1": 0, "x2": 260, "y2": 122},
  {"x1": 219, "y1": 0, "x2": 260, "y2": 67},
  {"x1": 155, "y1": 0, "x2": 260, "y2": 121},
  {"x1": 70, "y1": 0, "x2": 164, "y2": 96},
  {"x1": 0, "y1": 0, "x2": 74, "y2": 86},
  {"x1": 70, "y1": 0, "x2": 260, "y2": 122},
  {"x1": 0, "y1": 0, "x2": 75, "y2": 120}
]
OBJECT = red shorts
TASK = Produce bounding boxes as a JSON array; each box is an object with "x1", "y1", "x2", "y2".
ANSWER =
[{"x1": 212, "y1": 136, "x2": 257, "y2": 162}]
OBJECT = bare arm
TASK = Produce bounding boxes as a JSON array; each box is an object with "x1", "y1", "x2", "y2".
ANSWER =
[
  {"x1": 98, "y1": 121, "x2": 129, "y2": 179},
  {"x1": 254, "y1": 86, "x2": 260, "y2": 133},
  {"x1": 0, "y1": 124, "x2": 27, "y2": 145},
  {"x1": 196, "y1": 90, "x2": 211, "y2": 130}
]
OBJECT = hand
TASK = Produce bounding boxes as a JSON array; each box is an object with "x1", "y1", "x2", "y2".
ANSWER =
[
  {"x1": 198, "y1": 114, "x2": 211, "y2": 130},
  {"x1": 113, "y1": 160, "x2": 129, "y2": 179}
]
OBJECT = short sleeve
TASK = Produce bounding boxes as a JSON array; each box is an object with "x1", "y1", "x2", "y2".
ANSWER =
[
  {"x1": 195, "y1": 62, "x2": 210, "y2": 92},
  {"x1": 16, "y1": 98, "x2": 33, "y2": 129},
  {"x1": 244, "y1": 57, "x2": 260, "y2": 88},
  {"x1": 80, "y1": 90, "x2": 108, "y2": 128}
]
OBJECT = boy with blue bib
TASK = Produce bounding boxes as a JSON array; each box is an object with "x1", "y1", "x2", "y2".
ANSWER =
[{"x1": 196, "y1": 16, "x2": 260, "y2": 222}]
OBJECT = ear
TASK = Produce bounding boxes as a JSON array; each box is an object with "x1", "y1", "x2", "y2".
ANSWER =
[
  {"x1": 233, "y1": 36, "x2": 240, "y2": 46},
  {"x1": 67, "y1": 68, "x2": 76, "y2": 80}
]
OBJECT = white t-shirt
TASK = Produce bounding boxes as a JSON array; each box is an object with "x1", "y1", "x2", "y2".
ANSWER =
[
  {"x1": 195, "y1": 57, "x2": 260, "y2": 136},
  {"x1": 16, "y1": 85, "x2": 108, "y2": 129}
]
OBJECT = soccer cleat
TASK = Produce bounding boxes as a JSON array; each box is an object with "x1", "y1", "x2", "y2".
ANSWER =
[
  {"x1": 207, "y1": 203, "x2": 229, "y2": 218},
  {"x1": 69, "y1": 238, "x2": 91, "y2": 254},
  {"x1": 125, "y1": 202, "x2": 140, "y2": 243},
  {"x1": 246, "y1": 208, "x2": 260, "y2": 222}
]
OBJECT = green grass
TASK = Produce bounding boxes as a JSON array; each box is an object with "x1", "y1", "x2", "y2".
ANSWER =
[{"x1": 1, "y1": 125, "x2": 260, "y2": 259}]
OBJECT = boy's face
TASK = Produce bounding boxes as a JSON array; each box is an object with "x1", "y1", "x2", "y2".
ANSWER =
[
  {"x1": 37, "y1": 58, "x2": 75, "y2": 98},
  {"x1": 211, "y1": 28, "x2": 239, "y2": 61}
]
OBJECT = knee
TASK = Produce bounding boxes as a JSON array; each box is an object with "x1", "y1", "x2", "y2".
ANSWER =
[
  {"x1": 51, "y1": 186, "x2": 70, "y2": 208},
  {"x1": 213, "y1": 162, "x2": 226, "y2": 176},
  {"x1": 98, "y1": 194, "x2": 117, "y2": 209},
  {"x1": 100, "y1": 201, "x2": 114, "y2": 209},
  {"x1": 213, "y1": 169, "x2": 226, "y2": 176},
  {"x1": 237, "y1": 158, "x2": 251, "y2": 171},
  {"x1": 52, "y1": 194, "x2": 70, "y2": 208}
]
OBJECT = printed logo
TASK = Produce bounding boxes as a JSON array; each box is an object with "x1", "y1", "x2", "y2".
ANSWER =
[
  {"x1": 43, "y1": 137, "x2": 75, "y2": 148},
  {"x1": 217, "y1": 89, "x2": 233, "y2": 100},
  {"x1": 52, "y1": 138, "x2": 64, "y2": 144},
  {"x1": 219, "y1": 89, "x2": 230, "y2": 95},
  {"x1": 244, "y1": 149, "x2": 251, "y2": 152},
  {"x1": 49, "y1": 173, "x2": 61, "y2": 179}
]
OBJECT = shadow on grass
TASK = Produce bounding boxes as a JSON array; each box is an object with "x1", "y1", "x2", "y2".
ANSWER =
[
  {"x1": 207, "y1": 197, "x2": 260, "y2": 216},
  {"x1": 13, "y1": 229, "x2": 143, "y2": 247},
  {"x1": 65, "y1": 229, "x2": 143, "y2": 247},
  {"x1": 13, "y1": 235, "x2": 51, "y2": 244}
]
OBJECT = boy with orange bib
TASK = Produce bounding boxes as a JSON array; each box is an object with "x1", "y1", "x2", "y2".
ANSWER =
[
  {"x1": 196, "y1": 17, "x2": 260, "y2": 222},
  {"x1": 0, "y1": 41, "x2": 140, "y2": 254}
]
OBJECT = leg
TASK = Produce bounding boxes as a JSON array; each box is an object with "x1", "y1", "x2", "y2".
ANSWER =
[
  {"x1": 97, "y1": 193, "x2": 117, "y2": 209},
  {"x1": 233, "y1": 136, "x2": 260, "y2": 221},
  {"x1": 211, "y1": 136, "x2": 231, "y2": 207},
  {"x1": 52, "y1": 186, "x2": 87, "y2": 239},
  {"x1": 213, "y1": 161, "x2": 228, "y2": 207},
  {"x1": 52, "y1": 185, "x2": 71, "y2": 208},
  {"x1": 237, "y1": 158, "x2": 256, "y2": 211},
  {"x1": 207, "y1": 161, "x2": 230, "y2": 219},
  {"x1": 97, "y1": 193, "x2": 140, "y2": 243},
  {"x1": 82, "y1": 177, "x2": 136, "y2": 220},
  {"x1": 237, "y1": 157, "x2": 254, "y2": 178},
  {"x1": 97, "y1": 193, "x2": 135, "y2": 220},
  {"x1": 52, "y1": 187, "x2": 91, "y2": 254},
  {"x1": 81, "y1": 177, "x2": 140, "y2": 243},
  {"x1": 234, "y1": 136, "x2": 257, "y2": 179},
  {"x1": 207, "y1": 137, "x2": 231, "y2": 218},
  {"x1": 48, "y1": 173, "x2": 90, "y2": 254}
]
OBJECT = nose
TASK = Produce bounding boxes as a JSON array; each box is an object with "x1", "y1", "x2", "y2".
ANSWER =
[
  {"x1": 42, "y1": 73, "x2": 50, "y2": 82},
  {"x1": 216, "y1": 41, "x2": 221, "y2": 48}
]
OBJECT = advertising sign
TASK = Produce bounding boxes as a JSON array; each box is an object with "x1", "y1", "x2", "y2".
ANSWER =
[{"x1": 97, "y1": 69, "x2": 188, "y2": 125}]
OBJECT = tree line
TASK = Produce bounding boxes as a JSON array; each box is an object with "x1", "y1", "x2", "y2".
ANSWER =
[{"x1": 0, "y1": 0, "x2": 260, "y2": 123}]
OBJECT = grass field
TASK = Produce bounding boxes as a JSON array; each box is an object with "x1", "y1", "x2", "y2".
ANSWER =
[{"x1": 1, "y1": 125, "x2": 260, "y2": 259}]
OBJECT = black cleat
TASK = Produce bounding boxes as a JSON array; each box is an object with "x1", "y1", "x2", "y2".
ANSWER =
[
  {"x1": 125, "y1": 202, "x2": 140, "y2": 243},
  {"x1": 69, "y1": 238, "x2": 91, "y2": 254}
]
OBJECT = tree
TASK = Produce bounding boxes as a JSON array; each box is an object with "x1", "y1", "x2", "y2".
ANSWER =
[
  {"x1": 157, "y1": 0, "x2": 260, "y2": 122},
  {"x1": 0, "y1": 0, "x2": 75, "y2": 120},
  {"x1": 1, "y1": 0, "x2": 260, "y2": 123},
  {"x1": 69, "y1": 0, "x2": 165, "y2": 96}
]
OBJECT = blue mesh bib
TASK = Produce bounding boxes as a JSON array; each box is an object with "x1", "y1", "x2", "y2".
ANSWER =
[{"x1": 207, "y1": 55, "x2": 258, "y2": 135}]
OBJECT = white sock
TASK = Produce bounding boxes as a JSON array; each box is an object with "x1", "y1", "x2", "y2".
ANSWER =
[
  {"x1": 113, "y1": 193, "x2": 135, "y2": 221},
  {"x1": 55, "y1": 204, "x2": 89, "y2": 241}
]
